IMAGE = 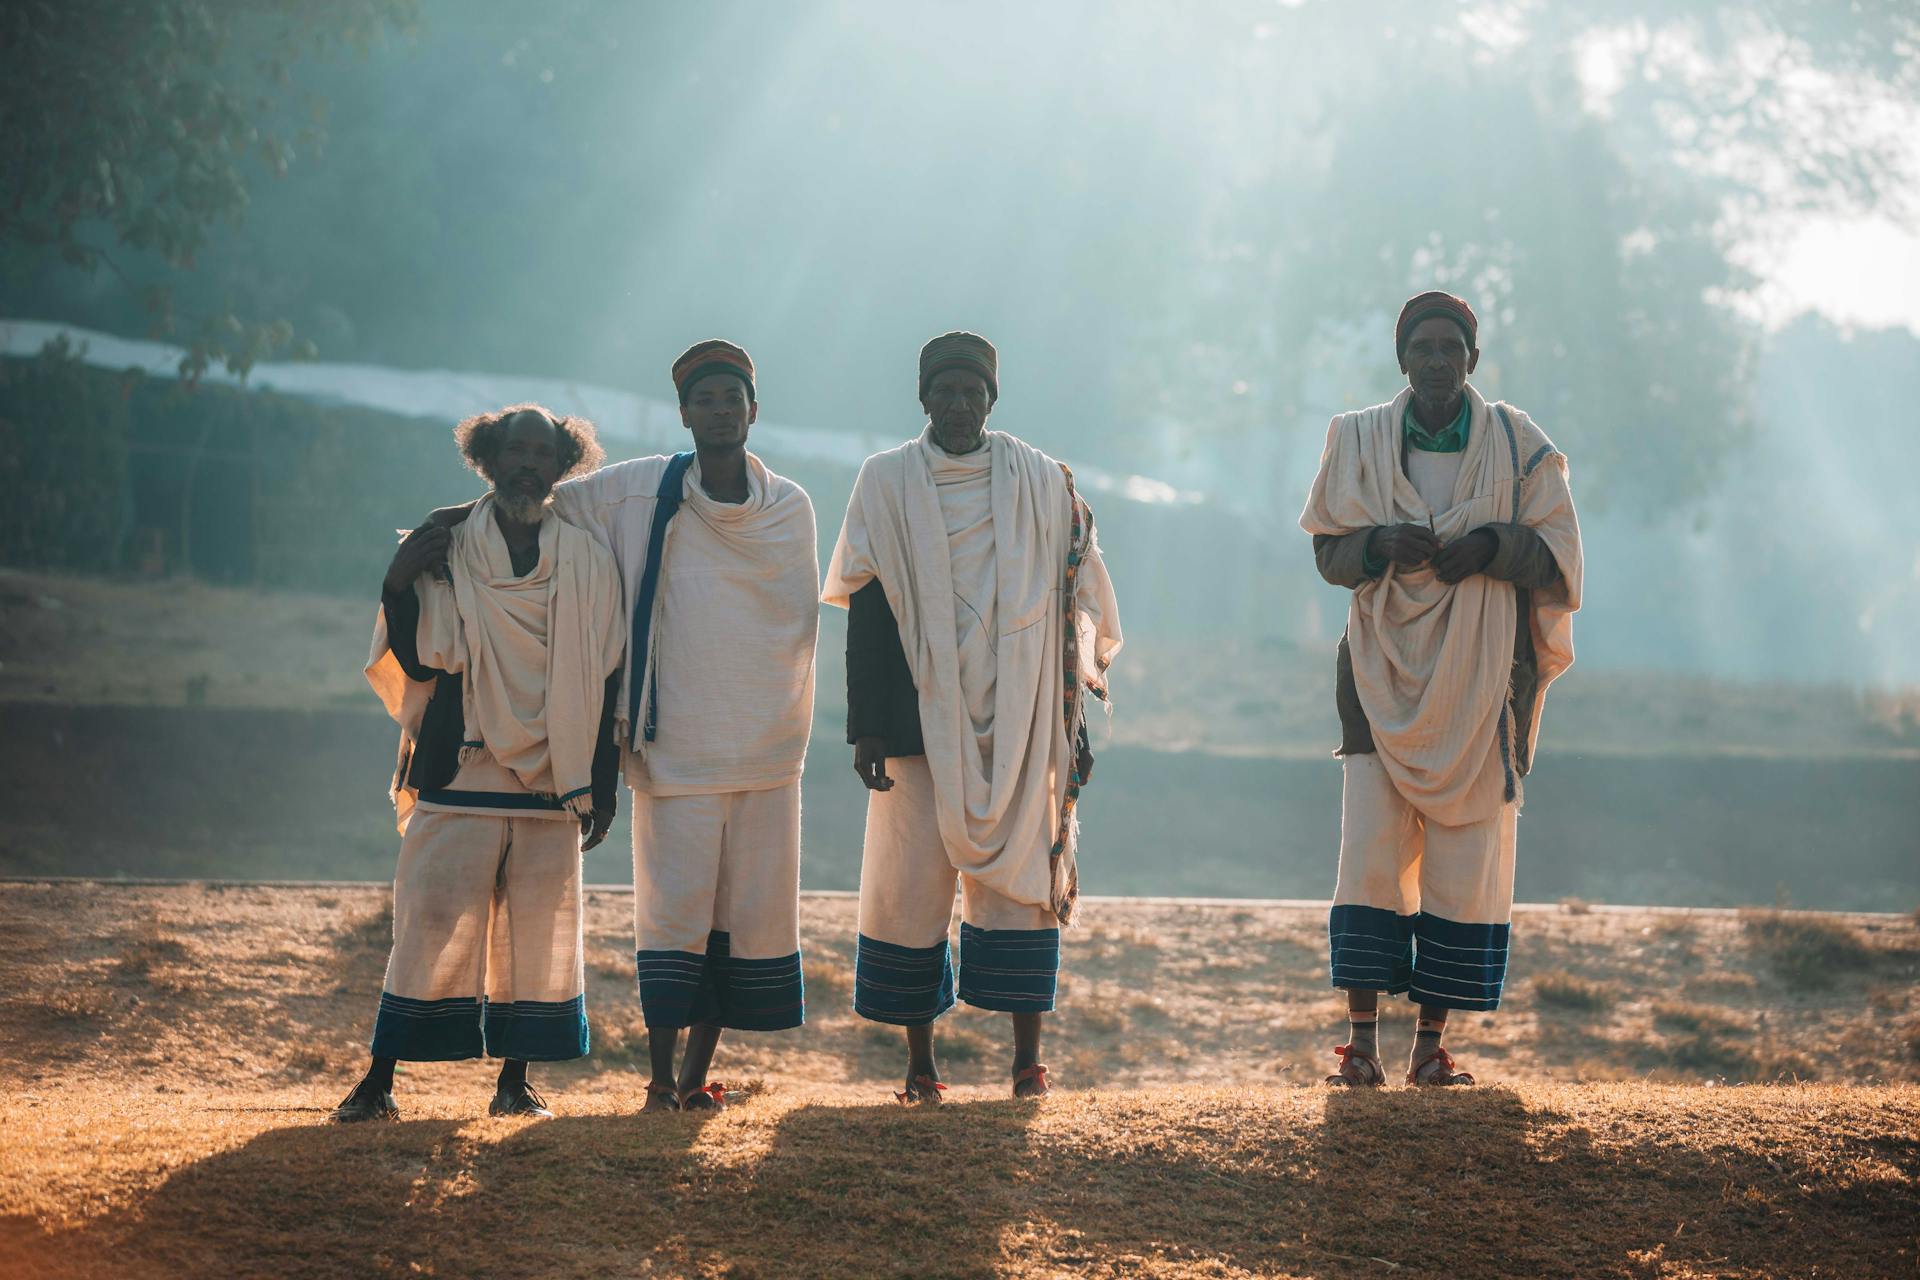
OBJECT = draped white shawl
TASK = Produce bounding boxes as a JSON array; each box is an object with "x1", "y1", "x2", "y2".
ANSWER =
[
  {"x1": 366, "y1": 497, "x2": 624, "y2": 831},
  {"x1": 823, "y1": 427, "x2": 1123, "y2": 920},
  {"x1": 549, "y1": 451, "x2": 819, "y2": 793},
  {"x1": 1299, "y1": 385, "x2": 1583, "y2": 825}
]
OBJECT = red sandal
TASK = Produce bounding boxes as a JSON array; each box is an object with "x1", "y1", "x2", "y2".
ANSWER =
[
  {"x1": 895, "y1": 1075, "x2": 948, "y2": 1105},
  {"x1": 681, "y1": 1082, "x2": 729, "y2": 1111},
  {"x1": 1012, "y1": 1063, "x2": 1051, "y2": 1098},
  {"x1": 1407, "y1": 1046, "x2": 1475, "y2": 1086},
  {"x1": 1326, "y1": 1043, "x2": 1387, "y2": 1087}
]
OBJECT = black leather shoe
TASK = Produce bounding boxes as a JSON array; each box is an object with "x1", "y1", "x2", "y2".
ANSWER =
[
  {"x1": 329, "y1": 1083, "x2": 398, "y2": 1123},
  {"x1": 488, "y1": 1081, "x2": 554, "y2": 1119}
]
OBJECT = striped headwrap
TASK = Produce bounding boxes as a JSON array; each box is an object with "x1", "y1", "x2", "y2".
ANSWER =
[
  {"x1": 672, "y1": 339, "x2": 755, "y2": 405},
  {"x1": 1395, "y1": 292, "x2": 1479, "y2": 366},
  {"x1": 918, "y1": 331, "x2": 998, "y2": 404}
]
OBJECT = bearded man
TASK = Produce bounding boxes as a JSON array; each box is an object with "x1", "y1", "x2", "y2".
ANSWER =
[
  {"x1": 335, "y1": 404, "x2": 624, "y2": 1122},
  {"x1": 1300, "y1": 292, "x2": 1583, "y2": 1087},
  {"x1": 822, "y1": 332, "x2": 1122, "y2": 1102}
]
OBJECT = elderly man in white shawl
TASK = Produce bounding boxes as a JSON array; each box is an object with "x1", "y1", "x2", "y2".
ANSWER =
[
  {"x1": 422, "y1": 341, "x2": 819, "y2": 1113},
  {"x1": 335, "y1": 405, "x2": 625, "y2": 1124},
  {"x1": 1301, "y1": 292, "x2": 1584, "y2": 1087},
  {"x1": 823, "y1": 332, "x2": 1122, "y2": 1102}
]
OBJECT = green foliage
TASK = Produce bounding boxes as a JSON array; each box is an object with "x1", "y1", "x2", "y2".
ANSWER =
[
  {"x1": 0, "y1": 0, "x2": 415, "y2": 379},
  {"x1": 0, "y1": 352, "x2": 474, "y2": 591},
  {"x1": 0, "y1": 337, "x2": 131, "y2": 570}
]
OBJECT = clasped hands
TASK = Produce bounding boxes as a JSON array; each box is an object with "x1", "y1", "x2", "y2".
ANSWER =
[{"x1": 1369, "y1": 523, "x2": 1497, "y2": 584}]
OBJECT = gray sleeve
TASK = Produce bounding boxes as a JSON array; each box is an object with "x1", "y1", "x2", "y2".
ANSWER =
[
  {"x1": 1313, "y1": 530, "x2": 1382, "y2": 588},
  {"x1": 1479, "y1": 522, "x2": 1562, "y2": 589}
]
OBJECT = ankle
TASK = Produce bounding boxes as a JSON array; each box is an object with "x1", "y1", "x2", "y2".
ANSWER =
[
  {"x1": 1346, "y1": 1008, "x2": 1381, "y2": 1057},
  {"x1": 1411, "y1": 1017, "x2": 1446, "y2": 1058}
]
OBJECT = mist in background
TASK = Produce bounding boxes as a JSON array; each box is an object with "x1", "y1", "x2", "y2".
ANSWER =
[{"x1": 3, "y1": 1, "x2": 1916, "y2": 906}]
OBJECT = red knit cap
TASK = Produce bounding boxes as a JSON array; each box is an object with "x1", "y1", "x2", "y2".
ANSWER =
[
  {"x1": 672, "y1": 339, "x2": 755, "y2": 405},
  {"x1": 1395, "y1": 292, "x2": 1478, "y2": 364}
]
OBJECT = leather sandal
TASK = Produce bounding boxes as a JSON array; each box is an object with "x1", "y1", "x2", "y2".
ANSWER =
[
  {"x1": 1325, "y1": 1043, "x2": 1387, "y2": 1087},
  {"x1": 895, "y1": 1075, "x2": 948, "y2": 1105},
  {"x1": 644, "y1": 1081, "x2": 682, "y2": 1112},
  {"x1": 680, "y1": 1082, "x2": 728, "y2": 1112},
  {"x1": 1407, "y1": 1046, "x2": 1476, "y2": 1086},
  {"x1": 1012, "y1": 1063, "x2": 1051, "y2": 1098}
]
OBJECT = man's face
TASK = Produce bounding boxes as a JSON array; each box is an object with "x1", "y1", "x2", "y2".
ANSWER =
[
  {"x1": 922, "y1": 368, "x2": 992, "y2": 453},
  {"x1": 680, "y1": 373, "x2": 756, "y2": 450},
  {"x1": 1401, "y1": 316, "x2": 1478, "y2": 417},
  {"x1": 492, "y1": 411, "x2": 563, "y2": 508}
]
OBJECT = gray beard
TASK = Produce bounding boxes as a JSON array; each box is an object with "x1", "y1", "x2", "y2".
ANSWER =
[{"x1": 492, "y1": 489, "x2": 551, "y2": 525}]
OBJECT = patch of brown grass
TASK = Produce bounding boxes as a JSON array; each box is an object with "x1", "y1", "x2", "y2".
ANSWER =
[
  {"x1": 586, "y1": 949, "x2": 632, "y2": 981},
  {"x1": 114, "y1": 924, "x2": 190, "y2": 980},
  {"x1": 1531, "y1": 969, "x2": 1615, "y2": 1011},
  {"x1": 32, "y1": 987, "x2": 116, "y2": 1026},
  {"x1": 1740, "y1": 909, "x2": 1874, "y2": 988}
]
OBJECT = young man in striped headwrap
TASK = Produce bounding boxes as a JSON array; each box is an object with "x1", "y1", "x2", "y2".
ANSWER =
[
  {"x1": 423, "y1": 342, "x2": 819, "y2": 1112},
  {"x1": 822, "y1": 332, "x2": 1123, "y2": 1102},
  {"x1": 1300, "y1": 292, "x2": 1584, "y2": 1086}
]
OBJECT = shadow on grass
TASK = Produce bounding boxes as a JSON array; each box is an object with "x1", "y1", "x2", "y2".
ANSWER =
[{"x1": 8, "y1": 1089, "x2": 1917, "y2": 1279}]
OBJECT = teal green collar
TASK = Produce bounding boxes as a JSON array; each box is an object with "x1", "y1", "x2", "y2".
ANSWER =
[{"x1": 1404, "y1": 394, "x2": 1470, "y2": 453}]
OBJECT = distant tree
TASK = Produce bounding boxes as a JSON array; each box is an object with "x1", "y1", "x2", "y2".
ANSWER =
[
  {"x1": 1137, "y1": 1, "x2": 1918, "y2": 516},
  {"x1": 0, "y1": 0, "x2": 415, "y2": 379}
]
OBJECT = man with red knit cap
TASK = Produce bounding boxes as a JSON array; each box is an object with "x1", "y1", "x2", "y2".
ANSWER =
[
  {"x1": 429, "y1": 341, "x2": 819, "y2": 1112},
  {"x1": 1300, "y1": 293, "x2": 1584, "y2": 1086}
]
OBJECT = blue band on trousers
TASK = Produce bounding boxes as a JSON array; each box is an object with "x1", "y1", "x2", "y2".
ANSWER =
[
  {"x1": 854, "y1": 933, "x2": 955, "y2": 1026},
  {"x1": 957, "y1": 924, "x2": 1060, "y2": 1014},
  {"x1": 1409, "y1": 913, "x2": 1510, "y2": 1011},
  {"x1": 1328, "y1": 904, "x2": 1510, "y2": 1011},
  {"x1": 635, "y1": 929, "x2": 805, "y2": 1031},
  {"x1": 371, "y1": 992, "x2": 485, "y2": 1061},
  {"x1": 1328, "y1": 904, "x2": 1414, "y2": 995},
  {"x1": 483, "y1": 995, "x2": 590, "y2": 1061}
]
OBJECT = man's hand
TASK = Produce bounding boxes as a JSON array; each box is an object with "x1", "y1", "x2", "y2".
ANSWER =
[
  {"x1": 384, "y1": 524, "x2": 452, "y2": 596},
  {"x1": 1368, "y1": 523, "x2": 1442, "y2": 569},
  {"x1": 853, "y1": 736, "x2": 893, "y2": 791},
  {"x1": 1432, "y1": 528, "x2": 1498, "y2": 584},
  {"x1": 580, "y1": 807, "x2": 614, "y2": 851}
]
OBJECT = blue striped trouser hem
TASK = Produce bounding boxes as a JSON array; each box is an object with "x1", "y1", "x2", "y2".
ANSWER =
[
  {"x1": 370, "y1": 992, "x2": 485, "y2": 1062},
  {"x1": 1329, "y1": 904, "x2": 1415, "y2": 995},
  {"x1": 853, "y1": 933, "x2": 955, "y2": 1027},
  {"x1": 635, "y1": 931, "x2": 806, "y2": 1031},
  {"x1": 957, "y1": 923, "x2": 1060, "y2": 1014},
  {"x1": 1328, "y1": 905, "x2": 1510, "y2": 1010},
  {"x1": 1408, "y1": 913, "x2": 1510, "y2": 1011},
  {"x1": 482, "y1": 995, "x2": 590, "y2": 1061}
]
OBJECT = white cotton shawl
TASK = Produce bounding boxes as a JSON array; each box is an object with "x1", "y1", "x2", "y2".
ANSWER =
[
  {"x1": 365, "y1": 497, "x2": 624, "y2": 831},
  {"x1": 1299, "y1": 384, "x2": 1583, "y2": 825},
  {"x1": 822, "y1": 427, "x2": 1123, "y2": 921},
  {"x1": 624, "y1": 454, "x2": 820, "y2": 795}
]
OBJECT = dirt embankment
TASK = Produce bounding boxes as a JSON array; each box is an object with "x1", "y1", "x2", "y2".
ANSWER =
[{"x1": 5, "y1": 701, "x2": 1916, "y2": 910}]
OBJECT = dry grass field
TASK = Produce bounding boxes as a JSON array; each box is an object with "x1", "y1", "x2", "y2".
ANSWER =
[{"x1": 1, "y1": 883, "x2": 1915, "y2": 1278}]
